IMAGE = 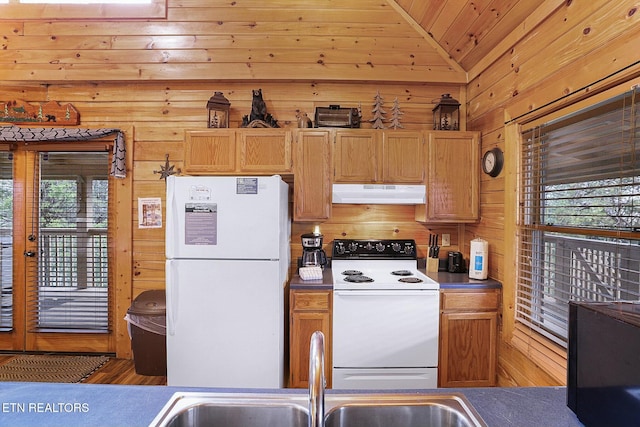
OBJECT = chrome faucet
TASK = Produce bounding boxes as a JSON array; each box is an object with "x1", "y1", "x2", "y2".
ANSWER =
[{"x1": 308, "y1": 331, "x2": 325, "y2": 427}]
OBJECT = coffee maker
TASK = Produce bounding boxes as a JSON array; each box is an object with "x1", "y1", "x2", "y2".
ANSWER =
[{"x1": 301, "y1": 233, "x2": 328, "y2": 268}]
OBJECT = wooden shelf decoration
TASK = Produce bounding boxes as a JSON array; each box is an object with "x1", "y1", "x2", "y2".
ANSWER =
[{"x1": 0, "y1": 99, "x2": 80, "y2": 125}]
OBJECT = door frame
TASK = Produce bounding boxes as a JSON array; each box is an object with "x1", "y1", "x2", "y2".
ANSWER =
[{"x1": 0, "y1": 127, "x2": 132, "y2": 357}]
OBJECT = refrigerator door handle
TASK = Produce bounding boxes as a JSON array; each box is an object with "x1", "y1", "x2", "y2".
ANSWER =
[
  {"x1": 166, "y1": 261, "x2": 178, "y2": 336},
  {"x1": 166, "y1": 176, "x2": 178, "y2": 259}
]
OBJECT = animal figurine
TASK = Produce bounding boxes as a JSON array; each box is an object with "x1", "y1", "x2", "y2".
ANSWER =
[
  {"x1": 241, "y1": 89, "x2": 280, "y2": 128},
  {"x1": 249, "y1": 89, "x2": 268, "y2": 122},
  {"x1": 296, "y1": 111, "x2": 313, "y2": 128}
]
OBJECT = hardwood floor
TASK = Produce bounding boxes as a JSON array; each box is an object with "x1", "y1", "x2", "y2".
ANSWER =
[
  {"x1": 83, "y1": 358, "x2": 167, "y2": 385},
  {"x1": 0, "y1": 354, "x2": 166, "y2": 385}
]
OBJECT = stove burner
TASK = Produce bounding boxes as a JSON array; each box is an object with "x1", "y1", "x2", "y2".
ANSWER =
[
  {"x1": 391, "y1": 270, "x2": 413, "y2": 276},
  {"x1": 398, "y1": 277, "x2": 423, "y2": 283},
  {"x1": 342, "y1": 270, "x2": 363, "y2": 276},
  {"x1": 344, "y1": 275, "x2": 374, "y2": 283}
]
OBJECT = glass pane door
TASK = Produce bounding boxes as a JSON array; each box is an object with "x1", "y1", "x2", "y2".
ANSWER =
[
  {"x1": 0, "y1": 152, "x2": 13, "y2": 333},
  {"x1": 0, "y1": 149, "x2": 114, "y2": 353},
  {"x1": 30, "y1": 152, "x2": 110, "y2": 332}
]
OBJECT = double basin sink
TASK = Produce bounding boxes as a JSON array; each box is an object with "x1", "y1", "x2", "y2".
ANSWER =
[{"x1": 149, "y1": 391, "x2": 488, "y2": 427}]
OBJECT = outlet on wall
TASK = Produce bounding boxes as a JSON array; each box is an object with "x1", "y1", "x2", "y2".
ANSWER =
[{"x1": 441, "y1": 234, "x2": 451, "y2": 247}]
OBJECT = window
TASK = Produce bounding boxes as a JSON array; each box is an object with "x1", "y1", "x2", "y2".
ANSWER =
[
  {"x1": 517, "y1": 88, "x2": 640, "y2": 351},
  {"x1": 0, "y1": 0, "x2": 165, "y2": 19},
  {"x1": 18, "y1": 0, "x2": 150, "y2": 3}
]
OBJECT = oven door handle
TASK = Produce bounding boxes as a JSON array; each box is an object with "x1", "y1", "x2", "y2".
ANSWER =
[{"x1": 334, "y1": 290, "x2": 438, "y2": 297}]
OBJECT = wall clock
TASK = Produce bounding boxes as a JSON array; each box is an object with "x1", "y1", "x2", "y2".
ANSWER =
[{"x1": 482, "y1": 147, "x2": 504, "y2": 177}]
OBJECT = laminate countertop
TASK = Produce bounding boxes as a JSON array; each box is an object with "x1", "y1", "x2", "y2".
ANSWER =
[
  {"x1": 0, "y1": 383, "x2": 583, "y2": 426},
  {"x1": 289, "y1": 268, "x2": 501, "y2": 290}
]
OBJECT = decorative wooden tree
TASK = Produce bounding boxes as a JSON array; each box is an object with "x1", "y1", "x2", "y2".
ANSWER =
[
  {"x1": 389, "y1": 97, "x2": 404, "y2": 129},
  {"x1": 369, "y1": 91, "x2": 386, "y2": 129}
]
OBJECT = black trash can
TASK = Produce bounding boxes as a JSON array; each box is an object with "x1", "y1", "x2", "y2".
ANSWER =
[{"x1": 125, "y1": 290, "x2": 167, "y2": 376}]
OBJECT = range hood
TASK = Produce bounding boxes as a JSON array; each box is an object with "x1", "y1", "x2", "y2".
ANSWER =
[{"x1": 332, "y1": 183, "x2": 426, "y2": 205}]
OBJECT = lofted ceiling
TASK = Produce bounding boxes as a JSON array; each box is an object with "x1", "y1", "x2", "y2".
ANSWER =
[
  {"x1": 390, "y1": 0, "x2": 556, "y2": 80},
  {"x1": 0, "y1": 0, "x2": 563, "y2": 84}
]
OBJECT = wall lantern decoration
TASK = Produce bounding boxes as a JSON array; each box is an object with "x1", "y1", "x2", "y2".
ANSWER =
[
  {"x1": 206, "y1": 91, "x2": 230, "y2": 128},
  {"x1": 432, "y1": 93, "x2": 460, "y2": 131}
]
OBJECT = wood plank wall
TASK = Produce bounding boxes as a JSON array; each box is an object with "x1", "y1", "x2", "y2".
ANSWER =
[
  {"x1": 466, "y1": 0, "x2": 640, "y2": 386},
  {"x1": 4, "y1": 0, "x2": 638, "y2": 383},
  {"x1": 0, "y1": 1, "x2": 464, "y2": 84},
  {"x1": 0, "y1": 0, "x2": 470, "y2": 358}
]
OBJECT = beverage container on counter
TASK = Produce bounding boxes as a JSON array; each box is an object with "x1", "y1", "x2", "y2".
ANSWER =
[{"x1": 469, "y1": 238, "x2": 488, "y2": 280}]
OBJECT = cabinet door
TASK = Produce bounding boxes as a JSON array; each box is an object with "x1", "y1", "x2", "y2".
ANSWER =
[
  {"x1": 333, "y1": 130, "x2": 380, "y2": 182},
  {"x1": 293, "y1": 130, "x2": 332, "y2": 221},
  {"x1": 439, "y1": 311, "x2": 497, "y2": 387},
  {"x1": 382, "y1": 131, "x2": 424, "y2": 183},
  {"x1": 237, "y1": 130, "x2": 292, "y2": 173},
  {"x1": 184, "y1": 130, "x2": 236, "y2": 173},
  {"x1": 424, "y1": 131, "x2": 479, "y2": 222},
  {"x1": 289, "y1": 291, "x2": 332, "y2": 389}
]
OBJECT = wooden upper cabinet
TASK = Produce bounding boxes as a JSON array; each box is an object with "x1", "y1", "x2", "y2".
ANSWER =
[
  {"x1": 333, "y1": 130, "x2": 424, "y2": 184},
  {"x1": 382, "y1": 131, "x2": 425, "y2": 183},
  {"x1": 333, "y1": 130, "x2": 380, "y2": 183},
  {"x1": 417, "y1": 131, "x2": 480, "y2": 223},
  {"x1": 183, "y1": 129, "x2": 292, "y2": 174},
  {"x1": 184, "y1": 129, "x2": 236, "y2": 173},
  {"x1": 293, "y1": 130, "x2": 332, "y2": 222},
  {"x1": 238, "y1": 129, "x2": 292, "y2": 173}
]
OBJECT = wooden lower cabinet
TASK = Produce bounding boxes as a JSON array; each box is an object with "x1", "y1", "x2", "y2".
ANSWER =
[
  {"x1": 289, "y1": 290, "x2": 332, "y2": 388},
  {"x1": 439, "y1": 288, "x2": 499, "y2": 387}
]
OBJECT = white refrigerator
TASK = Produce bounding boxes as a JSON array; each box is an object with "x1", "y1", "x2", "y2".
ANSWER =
[{"x1": 165, "y1": 175, "x2": 290, "y2": 388}]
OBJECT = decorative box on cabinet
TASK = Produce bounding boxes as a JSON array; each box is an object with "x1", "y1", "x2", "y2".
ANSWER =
[
  {"x1": 293, "y1": 130, "x2": 332, "y2": 222},
  {"x1": 333, "y1": 130, "x2": 424, "y2": 184},
  {"x1": 439, "y1": 288, "x2": 499, "y2": 387},
  {"x1": 184, "y1": 129, "x2": 292, "y2": 174},
  {"x1": 289, "y1": 290, "x2": 332, "y2": 389},
  {"x1": 416, "y1": 131, "x2": 480, "y2": 223}
]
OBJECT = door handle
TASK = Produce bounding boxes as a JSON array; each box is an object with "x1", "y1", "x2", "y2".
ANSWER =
[{"x1": 24, "y1": 251, "x2": 36, "y2": 257}]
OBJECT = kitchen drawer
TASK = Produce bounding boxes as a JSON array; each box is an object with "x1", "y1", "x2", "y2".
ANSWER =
[
  {"x1": 441, "y1": 289, "x2": 499, "y2": 311},
  {"x1": 291, "y1": 291, "x2": 331, "y2": 311}
]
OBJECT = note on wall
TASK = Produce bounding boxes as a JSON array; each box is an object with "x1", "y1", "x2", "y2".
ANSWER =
[{"x1": 138, "y1": 197, "x2": 162, "y2": 229}]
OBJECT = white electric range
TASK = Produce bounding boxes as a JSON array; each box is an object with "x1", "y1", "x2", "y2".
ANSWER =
[{"x1": 331, "y1": 239, "x2": 440, "y2": 390}]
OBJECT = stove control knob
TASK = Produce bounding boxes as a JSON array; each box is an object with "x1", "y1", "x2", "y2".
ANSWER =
[
  {"x1": 348, "y1": 242, "x2": 359, "y2": 252},
  {"x1": 335, "y1": 244, "x2": 345, "y2": 255},
  {"x1": 404, "y1": 244, "x2": 414, "y2": 255},
  {"x1": 375, "y1": 242, "x2": 385, "y2": 252},
  {"x1": 391, "y1": 242, "x2": 401, "y2": 252},
  {"x1": 364, "y1": 242, "x2": 373, "y2": 251}
]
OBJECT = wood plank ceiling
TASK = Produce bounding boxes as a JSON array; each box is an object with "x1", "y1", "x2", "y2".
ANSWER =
[
  {"x1": 0, "y1": 0, "x2": 556, "y2": 84},
  {"x1": 392, "y1": 0, "x2": 554, "y2": 80}
]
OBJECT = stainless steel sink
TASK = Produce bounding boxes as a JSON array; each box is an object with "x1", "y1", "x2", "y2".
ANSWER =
[
  {"x1": 149, "y1": 392, "x2": 309, "y2": 427},
  {"x1": 324, "y1": 393, "x2": 487, "y2": 427},
  {"x1": 150, "y1": 392, "x2": 487, "y2": 427}
]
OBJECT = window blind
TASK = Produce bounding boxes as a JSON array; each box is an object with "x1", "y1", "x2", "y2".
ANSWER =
[
  {"x1": 0, "y1": 152, "x2": 13, "y2": 331},
  {"x1": 517, "y1": 87, "x2": 640, "y2": 347},
  {"x1": 27, "y1": 152, "x2": 111, "y2": 332}
]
